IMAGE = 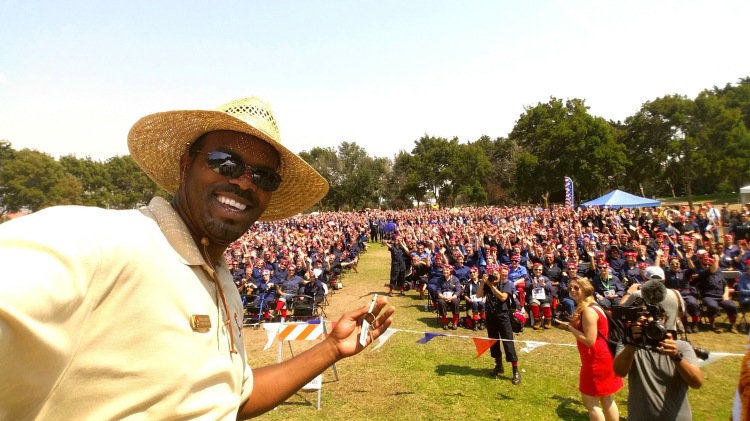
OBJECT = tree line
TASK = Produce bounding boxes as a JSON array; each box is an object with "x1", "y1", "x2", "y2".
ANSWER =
[
  {"x1": 0, "y1": 144, "x2": 168, "y2": 214},
  {"x1": 301, "y1": 77, "x2": 750, "y2": 210},
  {"x1": 1, "y1": 77, "x2": 749, "y2": 216}
]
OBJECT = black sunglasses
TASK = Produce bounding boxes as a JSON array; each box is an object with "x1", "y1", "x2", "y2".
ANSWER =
[{"x1": 201, "y1": 151, "x2": 282, "y2": 192}]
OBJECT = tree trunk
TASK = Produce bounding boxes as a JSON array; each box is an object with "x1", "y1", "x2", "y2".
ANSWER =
[
  {"x1": 639, "y1": 182, "x2": 645, "y2": 198},
  {"x1": 542, "y1": 191, "x2": 549, "y2": 208},
  {"x1": 686, "y1": 181, "x2": 693, "y2": 209}
]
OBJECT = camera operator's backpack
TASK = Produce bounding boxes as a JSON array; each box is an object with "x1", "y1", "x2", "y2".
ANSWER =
[{"x1": 592, "y1": 304, "x2": 625, "y2": 356}]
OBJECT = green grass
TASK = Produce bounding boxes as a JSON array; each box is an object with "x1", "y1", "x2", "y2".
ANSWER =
[
  {"x1": 244, "y1": 246, "x2": 745, "y2": 420},
  {"x1": 658, "y1": 192, "x2": 742, "y2": 205}
]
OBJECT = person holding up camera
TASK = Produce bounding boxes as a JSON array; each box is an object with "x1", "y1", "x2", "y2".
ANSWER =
[
  {"x1": 620, "y1": 266, "x2": 683, "y2": 335},
  {"x1": 554, "y1": 277, "x2": 622, "y2": 421},
  {"x1": 476, "y1": 264, "x2": 522, "y2": 385},
  {"x1": 613, "y1": 278, "x2": 704, "y2": 420}
]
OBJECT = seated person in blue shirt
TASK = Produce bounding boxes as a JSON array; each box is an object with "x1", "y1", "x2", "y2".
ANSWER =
[{"x1": 592, "y1": 261, "x2": 625, "y2": 309}]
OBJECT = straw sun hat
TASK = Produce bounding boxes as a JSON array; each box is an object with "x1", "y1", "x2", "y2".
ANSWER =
[{"x1": 128, "y1": 97, "x2": 329, "y2": 221}]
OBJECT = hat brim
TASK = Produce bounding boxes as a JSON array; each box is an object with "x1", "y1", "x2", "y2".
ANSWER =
[{"x1": 128, "y1": 110, "x2": 328, "y2": 221}]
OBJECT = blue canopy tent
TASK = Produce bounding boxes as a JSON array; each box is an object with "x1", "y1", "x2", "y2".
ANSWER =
[{"x1": 580, "y1": 190, "x2": 660, "y2": 209}]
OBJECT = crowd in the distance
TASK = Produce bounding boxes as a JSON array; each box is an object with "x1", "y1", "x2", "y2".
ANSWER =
[
  {"x1": 379, "y1": 202, "x2": 750, "y2": 334},
  {"x1": 223, "y1": 213, "x2": 369, "y2": 324},
  {"x1": 224, "y1": 202, "x2": 750, "y2": 332}
]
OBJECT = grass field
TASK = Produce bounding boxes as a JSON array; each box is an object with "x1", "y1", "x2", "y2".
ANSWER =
[
  {"x1": 244, "y1": 245, "x2": 746, "y2": 420},
  {"x1": 659, "y1": 192, "x2": 745, "y2": 207}
]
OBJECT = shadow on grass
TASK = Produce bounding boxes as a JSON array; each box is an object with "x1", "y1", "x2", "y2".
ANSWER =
[
  {"x1": 417, "y1": 316, "x2": 440, "y2": 328},
  {"x1": 434, "y1": 363, "x2": 493, "y2": 378},
  {"x1": 281, "y1": 392, "x2": 319, "y2": 409},
  {"x1": 549, "y1": 394, "x2": 592, "y2": 420},
  {"x1": 357, "y1": 291, "x2": 388, "y2": 299},
  {"x1": 391, "y1": 391, "x2": 415, "y2": 396}
]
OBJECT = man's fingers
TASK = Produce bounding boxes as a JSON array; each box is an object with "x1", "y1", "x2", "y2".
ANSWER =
[
  {"x1": 373, "y1": 307, "x2": 396, "y2": 333},
  {"x1": 348, "y1": 296, "x2": 391, "y2": 323}
]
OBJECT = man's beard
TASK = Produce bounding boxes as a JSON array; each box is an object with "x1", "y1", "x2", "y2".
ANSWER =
[{"x1": 204, "y1": 216, "x2": 247, "y2": 244}]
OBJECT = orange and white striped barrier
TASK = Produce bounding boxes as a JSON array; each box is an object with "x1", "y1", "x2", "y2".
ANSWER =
[
  {"x1": 262, "y1": 321, "x2": 326, "y2": 350},
  {"x1": 278, "y1": 323, "x2": 324, "y2": 341},
  {"x1": 261, "y1": 320, "x2": 337, "y2": 410}
]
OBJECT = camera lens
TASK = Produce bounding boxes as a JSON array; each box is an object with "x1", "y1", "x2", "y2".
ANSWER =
[{"x1": 645, "y1": 321, "x2": 668, "y2": 342}]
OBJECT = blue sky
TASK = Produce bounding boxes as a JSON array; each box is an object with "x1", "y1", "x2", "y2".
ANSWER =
[{"x1": 1, "y1": 0, "x2": 748, "y2": 160}]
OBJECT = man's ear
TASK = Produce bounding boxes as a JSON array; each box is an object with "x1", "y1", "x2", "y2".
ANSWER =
[{"x1": 179, "y1": 152, "x2": 192, "y2": 186}]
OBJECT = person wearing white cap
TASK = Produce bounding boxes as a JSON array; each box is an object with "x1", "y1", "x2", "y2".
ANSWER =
[
  {"x1": 0, "y1": 97, "x2": 395, "y2": 419},
  {"x1": 620, "y1": 266, "x2": 683, "y2": 334}
]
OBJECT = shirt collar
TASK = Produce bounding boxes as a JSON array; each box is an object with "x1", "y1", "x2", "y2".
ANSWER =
[{"x1": 141, "y1": 196, "x2": 207, "y2": 267}]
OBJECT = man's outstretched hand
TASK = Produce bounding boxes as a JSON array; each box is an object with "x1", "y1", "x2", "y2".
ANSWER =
[{"x1": 326, "y1": 296, "x2": 395, "y2": 360}]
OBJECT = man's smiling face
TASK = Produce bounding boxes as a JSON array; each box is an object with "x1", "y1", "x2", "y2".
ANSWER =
[{"x1": 176, "y1": 130, "x2": 279, "y2": 245}]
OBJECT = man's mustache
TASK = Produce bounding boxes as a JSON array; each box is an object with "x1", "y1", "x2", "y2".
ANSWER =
[{"x1": 215, "y1": 184, "x2": 258, "y2": 205}]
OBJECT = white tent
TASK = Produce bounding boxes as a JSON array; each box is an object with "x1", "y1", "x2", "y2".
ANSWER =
[{"x1": 741, "y1": 185, "x2": 750, "y2": 205}]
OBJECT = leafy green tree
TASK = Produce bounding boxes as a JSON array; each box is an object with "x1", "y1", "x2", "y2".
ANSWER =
[
  {"x1": 410, "y1": 135, "x2": 459, "y2": 207},
  {"x1": 473, "y1": 136, "x2": 518, "y2": 204},
  {"x1": 370, "y1": 156, "x2": 391, "y2": 209},
  {"x1": 624, "y1": 95, "x2": 712, "y2": 205},
  {"x1": 509, "y1": 98, "x2": 627, "y2": 205},
  {"x1": 710, "y1": 77, "x2": 750, "y2": 131},
  {"x1": 60, "y1": 155, "x2": 114, "y2": 207},
  {"x1": 49, "y1": 174, "x2": 83, "y2": 206},
  {"x1": 0, "y1": 149, "x2": 71, "y2": 212},
  {"x1": 450, "y1": 142, "x2": 490, "y2": 206},
  {"x1": 300, "y1": 143, "x2": 402, "y2": 210},
  {"x1": 693, "y1": 89, "x2": 750, "y2": 192},
  {"x1": 0, "y1": 140, "x2": 14, "y2": 166},
  {"x1": 390, "y1": 151, "x2": 425, "y2": 208},
  {"x1": 299, "y1": 146, "x2": 342, "y2": 211},
  {"x1": 0, "y1": 140, "x2": 16, "y2": 214},
  {"x1": 336, "y1": 142, "x2": 381, "y2": 210},
  {"x1": 105, "y1": 155, "x2": 161, "y2": 208}
]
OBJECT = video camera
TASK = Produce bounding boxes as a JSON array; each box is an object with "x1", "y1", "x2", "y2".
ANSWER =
[
  {"x1": 611, "y1": 298, "x2": 709, "y2": 360},
  {"x1": 611, "y1": 299, "x2": 667, "y2": 351}
]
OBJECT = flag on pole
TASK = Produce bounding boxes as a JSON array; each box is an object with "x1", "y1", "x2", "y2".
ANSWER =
[{"x1": 564, "y1": 176, "x2": 574, "y2": 208}]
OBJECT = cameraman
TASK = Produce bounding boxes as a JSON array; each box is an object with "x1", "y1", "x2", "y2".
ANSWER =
[
  {"x1": 613, "y1": 278, "x2": 703, "y2": 420},
  {"x1": 620, "y1": 266, "x2": 682, "y2": 335}
]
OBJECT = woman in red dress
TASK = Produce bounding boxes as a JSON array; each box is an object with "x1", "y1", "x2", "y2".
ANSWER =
[{"x1": 555, "y1": 277, "x2": 622, "y2": 421}]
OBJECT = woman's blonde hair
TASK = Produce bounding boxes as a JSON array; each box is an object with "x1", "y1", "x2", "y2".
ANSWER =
[{"x1": 570, "y1": 277, "x2": 596, "y2": 327}]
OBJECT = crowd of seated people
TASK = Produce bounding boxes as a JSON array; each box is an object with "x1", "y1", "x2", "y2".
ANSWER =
[
  {"x1": 369, "y1": 203, "x2": 750, "y2": 333},
  {"x1": 224, "y1": 203, "x2": 750, "y2": 333},
  {"x1": 224, "y1": 212, "x2": 370, "y2": 324}
]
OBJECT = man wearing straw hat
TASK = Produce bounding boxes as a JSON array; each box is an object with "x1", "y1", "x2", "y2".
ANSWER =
[{"x1": 0, "y1": 97, "x2": 395, "y2": 419}]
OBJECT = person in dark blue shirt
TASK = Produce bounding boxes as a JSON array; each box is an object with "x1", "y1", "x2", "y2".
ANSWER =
[
  {"x1": 476, "y1": 264, "x2": 522, "y2": 385},
  {"x1": 437, "y1": 265, "x2": 462, "y2": 330},
  {"x1": 386, "y1": 234, "x2": 409, "y2": 296},
  {"x1": 591, "y1": 262, "x2": 624, "y2": 309},
  {"x1": 463, "y1": 267, "x2": 486, "y2": 331}
]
